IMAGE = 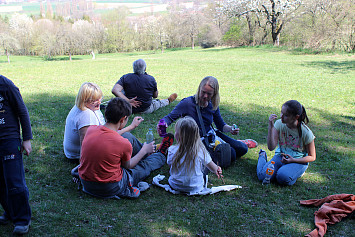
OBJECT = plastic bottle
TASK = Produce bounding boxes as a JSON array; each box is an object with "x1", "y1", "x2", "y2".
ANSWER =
[
  {"x1": 146, "y1": 128, "x2": 154, "y2": 144},
  {"x1": 158, "y1": 119, "x2": 167, "y2": 137},
  {"x1": 262, "y1": 161, "x2": 275, "y2": 185},
  {"x1": 232, "y1": 124, "x2": 238, "y2": 130}
]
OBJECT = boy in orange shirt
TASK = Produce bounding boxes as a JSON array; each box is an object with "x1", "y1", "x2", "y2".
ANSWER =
[{"x1": 79, "y1": 97, "x2": 173, "y2": 198}]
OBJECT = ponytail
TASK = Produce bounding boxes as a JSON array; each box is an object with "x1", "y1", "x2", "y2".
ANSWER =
[{"x1": 297, "y1": 105, "x2": 309, "y2": 138}]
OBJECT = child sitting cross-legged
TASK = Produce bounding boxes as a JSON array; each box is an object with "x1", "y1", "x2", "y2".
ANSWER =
[
  {"x1": 167, "y1": 116, "x2": 223, "y2": 193},
  {"x1": 78, "y1": 97, "x2": 174, "y2": 198},
  {"x1": 257, "y1": 100, "x2": 316, "y2": 186}
]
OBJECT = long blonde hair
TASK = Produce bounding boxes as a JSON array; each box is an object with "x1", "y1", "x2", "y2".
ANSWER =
[
  {"x1": 171, "y1": 117, "x2": 208, "y2": 176},
  {"x1": 194, "y1": 76, "x2": 220, "y2": 110},
  {"x1": 75, "y1": 82, "x2": 103, "y2": 110}
]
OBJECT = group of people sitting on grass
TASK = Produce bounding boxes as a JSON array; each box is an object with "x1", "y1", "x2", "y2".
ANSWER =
[
  {"x1": 0, "y1": 59, "x2": 316, "y2": 234},
  {"x1": 63, "y1": 59, "x2": 316, "y2": 199}
]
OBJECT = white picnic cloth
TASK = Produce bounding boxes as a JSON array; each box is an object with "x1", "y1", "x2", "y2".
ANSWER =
[{"x1": 152, "y1": 174, "x2": 242, "y2": 196}]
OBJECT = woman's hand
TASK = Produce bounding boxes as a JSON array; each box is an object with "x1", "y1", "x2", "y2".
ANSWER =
[
  {"x1": 230, "y1": 125, "x2": 239, "y2": 135},
  {"x1": 223, "y1": 124, "x2": 239, "y2": 135},
  {"x1": 156, "y1": 121, "x2": 168, "y2": 137}
]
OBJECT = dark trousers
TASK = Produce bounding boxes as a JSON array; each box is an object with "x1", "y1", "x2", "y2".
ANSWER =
[
  {"x1": 0, "y1": 138, "x2": 31, "y2": 225},
  {"x1": 215, "y1": 130, "x2": 248, "y2": 162}
]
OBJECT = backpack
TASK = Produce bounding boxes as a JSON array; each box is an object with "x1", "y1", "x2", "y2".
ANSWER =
[
  {"x1": 203, "y1": 140, "x2": 231, "y2": 168},
  {"x1": 196, "y1": 105, "x2": 232, "y2": 168}
]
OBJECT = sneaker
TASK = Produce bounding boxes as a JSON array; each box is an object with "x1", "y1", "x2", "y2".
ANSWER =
[
  {"x1": 168, "y1": 93, "x2": 178, "y2": 103},
  {"x1": 0, "y1": 215, "x2": 9, "y2": 225},
  {"x1": 137, "y1": 181, "x2": 150, "y2": 192},
  {"x1": 13, "y1": 221, "x2": 30, "y2": 235},
  {"x1": 158, "y1": 133, "x2": 174, "y2": 156},
  {"x1": 241, "y1": 139, "x2": 258, "y2": 148},
  {"x1": 259, "y1": 149, "x2": 267, "y2": 162}
]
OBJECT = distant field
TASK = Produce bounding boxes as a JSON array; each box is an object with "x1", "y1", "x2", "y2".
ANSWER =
[
  {"x1": 0, "y1": 5, "x2": 22, "y2": 12},
  {"x1": 0, "y1": 0, "x2": 192, "y2": 15},
  {"x1": 0, "y1": 47, "x2": 354, "y2": 236},
  {"x1": 94, "y1": 2, "x2": 169, "y2": 14}
]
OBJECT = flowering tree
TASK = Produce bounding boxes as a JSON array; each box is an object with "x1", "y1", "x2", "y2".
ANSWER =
[
  {"x1": 219, "y1": 0, "x2": 302, "y2": 45},
  {"x1": 0, "y1": 32, "x2": 19, "y2": 63},
  {"x1": 9, "y1": 14, "x2": 33, "y2": 54}
]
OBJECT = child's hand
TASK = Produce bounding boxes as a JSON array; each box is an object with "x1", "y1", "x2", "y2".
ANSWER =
[
  {"x1": 269, "y1": 114, "x2": 277, "y2": 125},
  {"x1": 21, "y1": 140, "x2": 32, "y2": 156},
  {"x1": 216, "y1": 166, "x2": 223, "y2": 178},
  {"x1": 131, "y1": 116, "x2": 144, "y2": 128},
  {"x1": 142, "y1": 141, "x2": 155, "y2": 154},
  {"x1": 281, "y1": 153, "x2": 293, "y2": 164},
  {"x1": 269, "y1": 114, "x2": 277, "y2": 128}
]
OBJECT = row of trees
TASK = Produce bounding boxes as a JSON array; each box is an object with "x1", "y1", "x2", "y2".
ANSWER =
[
  {"x1": 0, "y1": 2, "x2": 221, "y2": 61},
  {"x1": 219, "y1": 0, "x2": 354, "y2": 52},
  {"x1": 0, "y1": 0, "x2": 354, "y2": 62}
]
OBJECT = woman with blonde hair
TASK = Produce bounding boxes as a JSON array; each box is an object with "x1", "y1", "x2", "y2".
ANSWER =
[{"x1": 64, "y1": 82, "x2": 105, "y2": 161}]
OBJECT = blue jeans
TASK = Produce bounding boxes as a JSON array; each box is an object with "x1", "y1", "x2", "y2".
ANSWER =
[
  {"x1": 122, "y1": 132, "x2": 166, "y2": 185},
  {"x1": 215, "y1": 130, "x2": 248, "y2": 162},
  {"x1": 0, "y1": 138, "x2": 31, "y2": 225},
  {"x1": 257, "y1": 153, "x2": 308, "y2": 186}
]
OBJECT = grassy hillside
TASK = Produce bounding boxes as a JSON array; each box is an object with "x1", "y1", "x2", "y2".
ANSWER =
[{"x1": 0, "y1": 47, "x2": 354, "y2": 236}]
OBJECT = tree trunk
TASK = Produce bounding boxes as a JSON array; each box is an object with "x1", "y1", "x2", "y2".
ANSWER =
[
  {"x1": 245, "y1": 13, "x2": 255, "y2": 46},
  {"x1": 274, "y1": 34, "x2": 280, "y2": 46},
  {"x1": 272, "y1": 21, "x2": 282, "y2": 46},
  {"x1": 5, "y1": 49, "x2": 10, "y2": 64}
]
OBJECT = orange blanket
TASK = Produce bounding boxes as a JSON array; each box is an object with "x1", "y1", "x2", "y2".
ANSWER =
[{"x1": 300, "y1": 194, "x2": 355, "y2": 237}]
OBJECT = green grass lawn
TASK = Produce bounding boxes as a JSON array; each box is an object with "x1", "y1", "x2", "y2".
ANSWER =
[{"x1": 0, "y1": 47, "x2": 354, "y2": 236}]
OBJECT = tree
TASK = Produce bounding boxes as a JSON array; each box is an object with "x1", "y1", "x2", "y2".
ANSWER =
[
  {"x1": 46, "y1": 0, "x2": 54, "y2": 19},
  {"x1": 219, "y1": 0, "x2": 302, "y2": 45},
  {"x1": 101, "y1": 7, "x2": 134, "y2": 52},
  {"x1": 182, "y1": 9, "x2": 202, "y2": 49},
  {"x1": 0, "y1": 22, "x2": 20, "y2": 63},
  {"x1": 222, "y1": 20, "x2": 243, "y2": 45},
  {"x1": 282, "y1": 0, "x2": 355, "y2": 52},
  {"x1": 319, "y1": 0, "x2": 355, "y2": 52},
  {"x1": 31, "y1": 19, "x2": 58, "y2": 58},
  {"x1": 9, "y1": 13, "x2": 33, "y2": 55}
]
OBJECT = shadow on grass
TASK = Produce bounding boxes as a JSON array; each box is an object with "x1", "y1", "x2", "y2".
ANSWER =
[
  {"x1": 24, "y1": 92, "x2": 353, "y2": 186},
  {"x1": 44, "y1": 56, "x2": 84, "y2": 61},
  {"x1": 302, "y1": 60, "x2": 355, "y2": 74},
  {"x1": 13, "y1": 93, "x2": 353, "y2": 236},
  {"x1": 217, "y1": 102, "x2": 354, "y2": 183}
]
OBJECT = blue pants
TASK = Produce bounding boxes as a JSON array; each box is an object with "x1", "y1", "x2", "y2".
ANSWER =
[
  {"x1": 122, "y1": 132, "x2": 166, "y2": 186},
  {"x1": 0, "y1": 139, "x2": 31, "y2": 225},
  {"x1": 256, "y1": 153, "x2": 308, "y2": 186},
  {"x1": 216, "y1": 130, "x2": 248, "y2": 162}
]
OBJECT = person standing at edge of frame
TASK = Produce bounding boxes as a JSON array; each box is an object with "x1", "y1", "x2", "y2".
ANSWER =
[{"x1": 0, "y1": 75, "x2": 33, "y2": 235}]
